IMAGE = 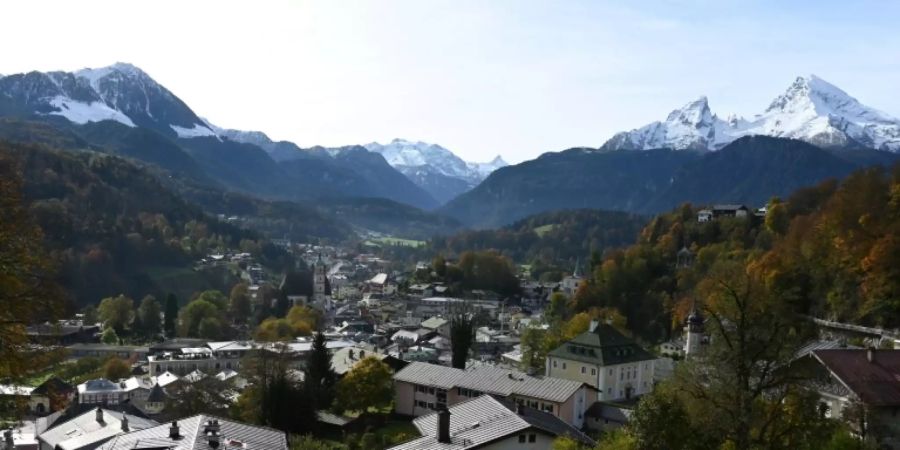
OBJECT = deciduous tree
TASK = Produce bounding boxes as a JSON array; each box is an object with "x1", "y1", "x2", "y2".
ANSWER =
[{"x1": 334, "y1": 357, "x2": 393, "y2": 413}]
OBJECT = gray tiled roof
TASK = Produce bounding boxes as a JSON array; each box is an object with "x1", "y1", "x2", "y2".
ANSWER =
[
  {"x1": 389, "y1": 395, "x2": 593, "y2": 450},
  {"x1": 393, "y1": 362, "x2": 586, "y2": 403},
  {"x1": 547, "y1": 324, "x2": 656, "y2": 366},
  {"x1": 39, "y1": 408, "x2": 158, "y2": 450},
  {"x1": 96, "y1": 414, "x2": 287, "y2": 450}
]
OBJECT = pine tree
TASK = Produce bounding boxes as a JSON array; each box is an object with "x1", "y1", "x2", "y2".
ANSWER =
[
  {"x1": 305, "y1": 332, "x2": 336, "y2": 408},
  {"x1": 449, "y1": 301, "x2": 476, "y2": 369},
  {"x1": 164, "y1": 293, "x2": 179, "y2": 338}
]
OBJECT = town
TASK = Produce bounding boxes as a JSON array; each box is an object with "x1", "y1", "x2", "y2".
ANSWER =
[{"x1": 3, "y1": 200, "x2": 898, "y2": 450}]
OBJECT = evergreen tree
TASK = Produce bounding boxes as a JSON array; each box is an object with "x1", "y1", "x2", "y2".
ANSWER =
[
  {"x1": 449, "y1": 301, "x2": 476, "y2": 369},
  {"x1": 164, "y1": 293, "x2": 179, "y2": 338},
  {"x1": 305, "y1": 332, "x2": 336, "y2": 408}
]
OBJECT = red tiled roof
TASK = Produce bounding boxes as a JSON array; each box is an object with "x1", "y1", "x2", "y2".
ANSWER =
[{"x1": 813, "y1": 349, "x2": 900, "y2": 406}]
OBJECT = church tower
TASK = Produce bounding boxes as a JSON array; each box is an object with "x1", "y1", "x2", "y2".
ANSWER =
[
  {"x1": 313, "y1": 252, "x2": 327, "y2": 305},
  {"x1": 683, "y1": 303, "x2": 706, "y2": 357}
]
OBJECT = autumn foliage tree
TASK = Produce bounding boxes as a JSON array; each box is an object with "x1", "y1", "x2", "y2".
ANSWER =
[{"x1": 0, "y1": 148, "x2": 63, "y2": 385}]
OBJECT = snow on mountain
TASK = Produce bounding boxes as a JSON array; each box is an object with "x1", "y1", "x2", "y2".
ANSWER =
[
  {"x1": 365, "y1": 138, "x2": 506, "y2": 184},
  {"x1": 602, "y1": 75, "x2": 900, "y2": 152},
  {"x1": 467, "y1": 155, "x2": 509, "y2": 178},
  {"x1": 46, "y1": 95, "x2": 136, "y2": 127},
  {"x1": 0, "y1": 62, "x2": 215, "y2": 138}
]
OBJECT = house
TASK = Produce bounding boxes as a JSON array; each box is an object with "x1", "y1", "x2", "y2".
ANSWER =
[
  {"x1": 546, "y1": 320, "x2": 660, "y2": 403},
  {"x1": 66, "y1": 344, "x2": 149, "y2": 361},
  {"x1": 37, "y1": 407, "x2": 158, "y2": 450},
  {"x1": 31, "y1": 378, "x2": 76, "y2": 415},
  {"x1": 143, "y1": 384, "x2": 166, "y2": 416},
  {"x1": 558, "y1": 260, "x2": 584, "y2": 297},
  {"x1": 393, "y1": 362, "x2": 592, "y2": 428},
  {"x1": 388, "y1": 395, "x2": 594, "y2": 450},
  {"x1": 94, "y1": 415, "x2": 288, "y2": 450},
  {"x1": 420, "y1": 317, "x2": 450, "y2": 337},
  {"x1": 697, "y1": 209, "x2": 713, "y2": 223},
  {"x1": 27, "y1": 321, "x2": 99, "y2": 345},
  {"x1": 806, "y1": 348, "x2": 900, "y2": 448}
]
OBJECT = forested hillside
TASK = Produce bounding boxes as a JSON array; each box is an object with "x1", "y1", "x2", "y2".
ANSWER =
[
  {"x1": 0, "y1": 141, "x2": 291, "y2": 308},
  {"x1": 431, "y1": 209, "x2": 646, "y2": 277},
  {"x1": 571, "y1": 163, "x2": 900, "y2": 342}
]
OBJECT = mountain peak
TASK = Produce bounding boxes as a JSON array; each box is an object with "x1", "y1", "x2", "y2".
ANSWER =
[
  {"x1": 603, "y1": 75, "x2": 900, "y2": 152},
  {"x1": 665, "y1": 96, "x2": 712, "y2": 125}
]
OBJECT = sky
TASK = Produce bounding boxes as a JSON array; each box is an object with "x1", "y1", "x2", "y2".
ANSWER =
[{"x1": 1, "y1": 0, "x2": 899, "y2": 163}]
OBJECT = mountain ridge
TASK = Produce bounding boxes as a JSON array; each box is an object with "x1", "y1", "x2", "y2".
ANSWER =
[{"x1": 601, "y1": 75, "x2": 900, "y2": 153}]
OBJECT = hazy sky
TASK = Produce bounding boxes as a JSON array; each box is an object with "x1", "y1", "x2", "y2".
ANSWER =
[{"x1": 2, "y1": 0, "x2": 899, "y2": 163}]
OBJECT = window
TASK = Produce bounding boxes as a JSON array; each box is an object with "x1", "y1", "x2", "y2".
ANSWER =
[
  {"x1": 607, "y1": 387, "x2": 612, "y2": 394},
  {"x1": 562, "y1": 363, "x2": 567, "y2": 370},
  {"x1": 591, "y1": 368, "x2": 596, "y2": 376},
  {"x1": 529, "y1": 434, "x2": 536, "y2": 443},
  {"x1": 416, "y1": 400, "x2": 427, "y2": 408},
  {"x1": 519, "y1": 435, "x2": 526, "y2": 443},
  {"x1": 608, "y1": 369, "x2": 612, "y2": 376},
  {"x1": 552, "y1": 360, "x2": 557, "y2": 368},
  {"x1": 581, "y1": 366, "x2": 585, "y2": 374}
]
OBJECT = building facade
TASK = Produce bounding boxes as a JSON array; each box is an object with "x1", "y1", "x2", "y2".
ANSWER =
[{"x1": 546, "y1": 321, "x2": 660, "y2": 403}]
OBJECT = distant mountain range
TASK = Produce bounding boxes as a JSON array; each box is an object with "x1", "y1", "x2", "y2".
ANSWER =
[
  {"x1": 442, "y1": 136, "x2": 900, "y2": 228},
  {"x1": 601, "y1": 75, "x2": 900, "y2": 152},
  {"x1": 2, "y1": 64, "x2": 899, "y2": 235},
  {"x1": 442, "y1": 75, "x2": 900, "y2": 228},
  {"x1": 0, "y1": 63, "x2": 508, "y2": 215},
  {"x1": 363, "y1": 139, "x2": 507, "y2": 204}
]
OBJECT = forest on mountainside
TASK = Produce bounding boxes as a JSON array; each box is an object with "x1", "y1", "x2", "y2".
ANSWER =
[
  {"x1": 0, "y1": 141, "x2": 293, "y2": 308},
  {"x1": 571, "y1": 163, "x2": 900, "y2": 343}
]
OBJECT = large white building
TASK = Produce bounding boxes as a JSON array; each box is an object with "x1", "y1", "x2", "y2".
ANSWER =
[{"x1": 546, "y1": 320, "x2": 660, "y2": 403}]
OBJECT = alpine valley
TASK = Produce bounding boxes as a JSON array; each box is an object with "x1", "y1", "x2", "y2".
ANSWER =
[{"x1": 2, "y1": 64, "x2": 899, "y2": 236}]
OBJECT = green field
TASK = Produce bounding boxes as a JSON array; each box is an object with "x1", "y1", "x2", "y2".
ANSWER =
[
  {"x1": 533, "y1": 223, "x2": 559, "y2": 237},
  {"x1": 364, "y1": 237, "x2": 427, "y2": 248}
]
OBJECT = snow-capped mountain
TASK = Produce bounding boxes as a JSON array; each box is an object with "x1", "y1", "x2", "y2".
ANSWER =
[
  {"x1": 601, "y1": 75, "x2": 900, "y2": 152},
  {"x1": 363, "y1": 139, "x2": 507, "y2": 204},
  {"x1": 0, "y1": 62, "x2": 216, "y2": 138},
  {"x1": 468, "y1": 155, "x2": 509, "y2": 179},
  {"x1": 365, "y1": 138, "x2": 507, "y2": 185}
]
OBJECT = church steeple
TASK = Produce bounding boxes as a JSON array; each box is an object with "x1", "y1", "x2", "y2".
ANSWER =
[{"x1": 683, "y1": 299, "x2": 706, "y2": 357}]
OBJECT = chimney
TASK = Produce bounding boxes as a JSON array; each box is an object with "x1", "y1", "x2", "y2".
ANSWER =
[
  {"x1": 207, "y1": 430, "x2": 220, "y2": 448},
  {"x1": 4, "y1": 429, "x2": 13, "y2": 450},
  {"x1": 867, "y1": 347, "x2": 876, "y2": 363},
  {"x1": 169, "y1": 421, "x2": 180, "y2": 439},
  {"x1": 437, "y1": 407, "x2": 451, "y2": 444},
  {"x1": 121, "y1": 415, "x2": 129, "y2": 432},
  {"x1": 589, "y1": 319, "x2": 599, "y2": 333},
  {"x1": 96, "y1": 407, "x2": 104, "y2": 423}
]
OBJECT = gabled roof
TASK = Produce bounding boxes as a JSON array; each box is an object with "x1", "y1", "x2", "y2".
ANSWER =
[
  {"x1": 39, "y1": 408, "x2": 158, "y2": 450},
  {"x1": 154, "y1": 371, "x2": 180, "y2": 387},
  {"x1": 146, "y1": 384, "x2": 166, "y2": 403},
  {"x1": 421, "y1": 317, "x2": 448, "y2": 330},
  {"x1": 712, "y1": 204, "x2": 749, "y2": 211},
  {"x1": 95, "y1": 414, "x2": 287, "y2": 450},
  {"x1": 813, "y1": 349, "x2": 900, "y2": 406},
  {"x1": 393, "y1": 362, "x2": 586, "y2": 404},
  {"x1": 33, "y1": 377, "x2": 74, "y2": 396},
  {"x1": 548, "y1": 324, "x2": 656, "y2": 366},
  {"x1": 388, "y1": 395, "x2": 593, "y2": 450}
]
